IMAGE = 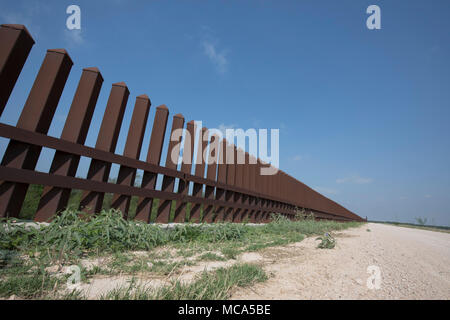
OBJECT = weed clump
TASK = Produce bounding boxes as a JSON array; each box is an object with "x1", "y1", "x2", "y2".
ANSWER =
[{"x1": 316, "y1": 233, "x2": 336, "y2": 249}]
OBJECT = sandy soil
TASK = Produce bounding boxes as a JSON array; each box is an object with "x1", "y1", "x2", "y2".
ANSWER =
[
  {"x1": 62, "y1": 223, "x2": 450, "y2": 299},
  {"x1": 231, "y1": 223, "x2": 450, "y2": 300},
  {"x1": 75, "y1": 250, "x2": 236, "y2": 299}
]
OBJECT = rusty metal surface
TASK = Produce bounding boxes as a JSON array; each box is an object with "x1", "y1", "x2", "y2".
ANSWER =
[
  {"x1": 238, "y1": 151, "x2": 251, "y2": 222},
  {"x1": 0, "y1": 24, "x2": 35, "y2": 116},
  {"x1": 223, "y1": 144, "x2": 236, "y2": 222},
  {"x1": 173, "y1": 120, "x2": 195, "y2": 223},
  {"x1": 0, "y1": 123, "x2": 287, "y2": 201},
  {"x1": 111, "y1": 94, "x2": 151, "y2": 218},
  {"x1": 134, "y1": 105, "x2": 169, "y2": 223},
  {"x1": 79, "y1": 82, "x2": 129, "y2": 214},
  {"x1": 189, "y1": 127, "x2": 208, "y2": 222},
  {"x1": 213, "y1": 138, "x2": 228, "y2": 222},
  {"x1": 0, "y1": 48, "x2": 73, "y2": 218},
  {"x1": 34, "y1": 67, "x2": 103, "y2": 222},
  {"x1": 232, "y1": 148, "x2": 245, "y2": 222},
  {"x1": 202, "y1": 131, "x2": 219, "y2": 223},
  {"x1": 155, "y1": 113, "x2": 185, "y2": 223}
]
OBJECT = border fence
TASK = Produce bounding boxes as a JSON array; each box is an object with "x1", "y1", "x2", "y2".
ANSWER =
[{"x1": 0, "y1": 24, "x2": 364, "y2": 223}]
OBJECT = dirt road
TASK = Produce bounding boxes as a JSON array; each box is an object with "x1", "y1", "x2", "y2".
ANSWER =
[{"x1": 231, "y1": 223, "x2": 450, "y2": 299}]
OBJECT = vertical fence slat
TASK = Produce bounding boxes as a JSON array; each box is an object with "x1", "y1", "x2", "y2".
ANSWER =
[
  {"x1": 284, "y1": 173, "x2": 289, "y2": 218},
  {"x1": 223, "y1": 144, "x2": 236, "y2": 222},
  {"x1": 273, "y1": 171, "x2": 278, "y2": 214},
  {"x1": 0, "y1": 24, "x2": 35, "y2": 116},
  {"x1": 79, "y1": 82, "x2": 129, "y2": 214},
  {"x1": 238, "y1": 151, "x2": 251, "y2": 222},
  {"x1": 0, "y1": 49, "x2": 73, "y2": 218},
  {"x1": 202, "y1": 130, "x2": 219, "y2": 223},
  {"x1": 248, "y1": 155, "x2": 257, "y2": 222},
  {"x1": 252, "y1": 159, "x2": 260, "y2": 222},
  {"x1": 173, "y1": 120, "x2": 195, "y2": 222},
  {"x1": 264, "y1": 167, "x2": 270, "y2": 221},
  {"x1": 134, "y1": 105, "x2": 169, "y2": 223},
  {"x1": 34, "y1": 67, "x2": 103, "y2": 221},
  {"x1": 213, "y1": 138, "x2": 227, "y2": 222},
  {"x1": 110, "y1": 94, "x2": 151, "y2": 218},
  {"x1": 232, "y1": 147, "x2": 244, "y2": 222},
  {"x1": 258, "y1": 160, "x2": 267, "y2": 223},
  {"x1": 254, "y1": 159, "x2": 262, "y2": 222},
  {"x1": 268, "y1": 166, "x2": 275, "y2": 216},
  {"x1": 155, "y1": 114, "x2": 185, "y2": 223},
  {"x1": 255, "y1": 158, "x2": 262, "y2": 222},
  {"x1": 275, "y1": 171, "x2": 282, "y2": 211},
  {"x1": 189, "y1": 127, "x2": 208, "y2": 222}
]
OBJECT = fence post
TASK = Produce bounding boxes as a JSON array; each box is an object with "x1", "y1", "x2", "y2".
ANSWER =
[
  {"x1": 155, "y1": 114, "x2": 185, "y2": 223},
  {"x1": 134, "y1": 105, "x2": 169, "y2": 223},
  {"x1": 256, "y1": 160, "x2": 266, "y2": 223},
  {"x1": 34, "y1": 67, "x2": 103, "y2": 221},
  {"x1": 0, "y1": 49, "x2": 73, "y2": 218},
  {"x1": 79, "y1": 82, "x2": 129, "y2": 214},
  {"x1": 253, "y1": 159, "x2": 262, "y2": 222},
  {"x1": 232, "y1": 148, "x2": 245, "y2": 222},
  {"x1": 213, "y1": 138, "x2": 228, "y2": 222},
  {"x1": 110, "y1": 94, "x2": 151, "y2": 218},
  {"x1": 173, "y1": 120, "x2": 195, "y2": 222},
  {"x1": 223, "y1": 144, "x2": 236, "y2": 222},
  {"x1": 202, "y1": 130, "x2": 219, "y2": 223},
  {"x1": 236, "y1": 151, "x2": 250, "y2": 222},
  {"x1": 189, "y1": 127, "x2": 208, "y2": 222},
  {"x1": 247, "y1": 155, "x2": 257, "y2": 222},
  {"x1": 0, "y1": 24, "x2": 35, "y2": 116}
]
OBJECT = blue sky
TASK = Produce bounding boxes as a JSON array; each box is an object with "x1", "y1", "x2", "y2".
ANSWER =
[{"x1": 1, "y1": 0, "x2": 449, "y2": 225}]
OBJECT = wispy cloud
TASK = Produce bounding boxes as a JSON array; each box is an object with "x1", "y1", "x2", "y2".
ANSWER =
[
  {"x1": 63, "y1": 29, "x2": 85, "y2": 46},
  {"x1": 291, "y1": 155, "x2": 303, "y2": 161},
  {"x1": 336, "y1": 175, "x2": 373, "y2": 185},
  {"x1": 425, "y1": 194, "x2": 432, "y2": 198},
  {"x1": 203, "y1": 40, "x2": 228, "y2": 74}
]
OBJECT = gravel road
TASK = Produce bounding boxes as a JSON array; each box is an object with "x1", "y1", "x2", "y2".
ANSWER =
[{"x1": 231, "y1": 223, "x2": 450, "y2": 300}]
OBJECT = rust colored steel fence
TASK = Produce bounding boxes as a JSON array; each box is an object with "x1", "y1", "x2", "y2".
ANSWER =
[{"x1": 0, "y1": 24, "x2": 364, "y2": 223}]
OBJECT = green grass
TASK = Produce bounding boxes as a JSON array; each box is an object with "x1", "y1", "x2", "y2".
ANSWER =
[
  {"x1": 0, "y1": 270, "x2": 60, "y2": 299},
  {"x1": 0, "y1": 256, "x2": 62, "y2": 299},
  {"x1": 18, "y1": 184, "x2": 183, "y2": 223},
  {"x1": 101, "y1": 263, "x2": 267, "y2": 300},
  {"x1": 1, "y1": 209, "x2": 362, "y2": 299},
  {"x1": 198, "y1": 252, "x2": 226, "y2": 261}
]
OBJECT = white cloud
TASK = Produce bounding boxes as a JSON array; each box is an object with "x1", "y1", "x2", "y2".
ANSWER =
[
  {"x1": 63, "y1": 29, "x2": 84, "y2": 46},
  {"x1": 425, "y1": 194, "x2": 432, "y2": 198},
  {"x1": 292, "y1": 155, "x2": 303, "y2": 161},
  {"x1": 336, "y1": 175, "x2": 373, "y2": 185},
  {"x1": 314, "y1": 186, "x2": 339, "y2": 195},
  {"x1": 203, "y1": 40, "x2": 228, "y2": 74}
]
